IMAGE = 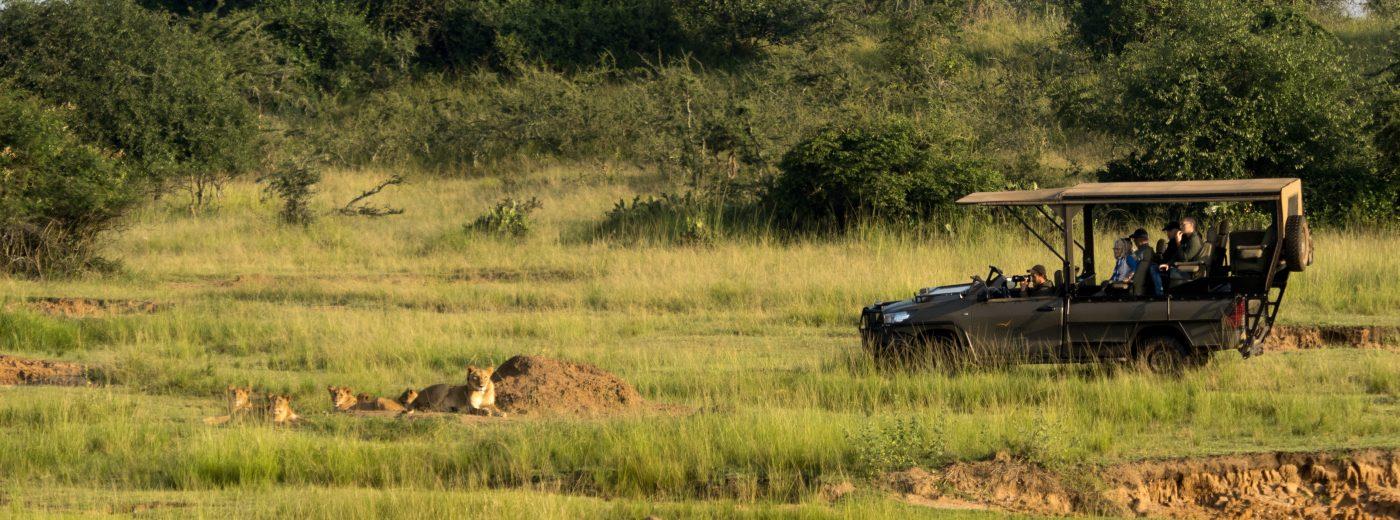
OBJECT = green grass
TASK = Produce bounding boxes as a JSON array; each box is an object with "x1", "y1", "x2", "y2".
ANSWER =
[{"x1": 1, "y1": 167, "x2": 1398, "y2": 516}]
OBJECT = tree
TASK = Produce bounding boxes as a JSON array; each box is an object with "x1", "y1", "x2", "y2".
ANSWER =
[
  {"x1": 768, "y1": 117, "x2": 1002, "y2": 229},
  {"x1": 0, "y1": 0, "x2": 258, "y2": 207},
  {"x1": 1101, "y1": 2, "x2": 1392, "y2": 221},
  {"x1": 0, "y1": 90, "x2": 134, "y2": 276}
]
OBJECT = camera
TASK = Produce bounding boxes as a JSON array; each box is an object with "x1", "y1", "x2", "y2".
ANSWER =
[{"x1": 1010, "y1": 274, "x2": 1028, "y2": 284}]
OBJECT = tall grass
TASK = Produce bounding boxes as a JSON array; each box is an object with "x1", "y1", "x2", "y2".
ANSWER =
[{"x1": 0, "y1": 167, "x2": 1397, "y2": 513}]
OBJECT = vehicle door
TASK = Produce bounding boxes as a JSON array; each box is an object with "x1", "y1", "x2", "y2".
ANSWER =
[
  {"x1": 1065, "y1": 299, "x2": 1167, "y2": 360},
  {"x1": 965, "y1": 294, "x2": 1063, "y2": 363}
]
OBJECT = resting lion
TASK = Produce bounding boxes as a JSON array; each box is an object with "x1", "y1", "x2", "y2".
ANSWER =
[
  {"x1": 263, "y1": 394, "x2": 301, "y2": 425},
  {"x1": 328, "y1": 386, "x2": 406, "y2": 412},
  {"x1": 203, "y1": 385, "x2": 255, "y2": 425},
  {"x1": 406, "y1": 366, "x2": 506, "y2": 417}
]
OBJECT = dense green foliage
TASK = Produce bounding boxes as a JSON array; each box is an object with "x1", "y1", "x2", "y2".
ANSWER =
[
  {"x1": 1099, "y1": 2, "x2": 1394, "y2": 221},
  {"x1": 0, "y1": 0, "x2": 1395, "y2": 275},
  {"x1": 0, "y1": 0, "x2": 258, "y2": 188},
  {"x1": 770, "y1": 119, "x2": 1002, "y2": 228},
  {"x1": 0, "y1": 90, "x2": 132, "y2": 275}
]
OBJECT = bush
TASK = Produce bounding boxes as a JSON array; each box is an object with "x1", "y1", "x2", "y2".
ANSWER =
[
  {"x1": 767, "y1": 117, "x2": 1003, "y2": 229},
  {"x1": 0, "y1": 90, "x2": 134, "y2": 276},
  {"x1": 490, "y1": 0, "x2": 684, "y2": 68},
  {"x1": 1100, "y1": 2, "x2": 1393, "y2": 221},
  {"x1": 467, "y1": 197, "x2": 544, "y2": 237},
  {"x1": 594, "y1": 193, "x2": 718, "y2": 244},
  {"x1": 676, "y1": 0, "x2": 833, "y2": 55},
  {"x1": 260, "y1": 158, "x2": 322, "y2": 225},
  {"x1": 0, "y1": 0, "x2": 258, "y2": 192},
  {"x1": 259, "y1": 0, "x2": 415, "y2": 93}
]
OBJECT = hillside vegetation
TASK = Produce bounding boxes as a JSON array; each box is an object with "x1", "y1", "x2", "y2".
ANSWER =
[{"x1": 0, "y1": 0, "x2": 1397, "y2": 273}]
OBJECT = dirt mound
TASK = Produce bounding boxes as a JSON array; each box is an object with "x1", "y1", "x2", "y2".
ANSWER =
[
  {"x1": 1265, "y1": 325, "x2": 1397, "y2": 351},
  {"x1": 0, "y1": 355, "x2": 89, "y2": 386},
  {"x1": 889, "y1": 449, "x2": 1400, "y2": 519},
  {"x1": 18, "y1": 297, "x2": 162, "y2": 318},
  {"x1": 492, "y1": 355, "x2": 647, "y2": 416}
]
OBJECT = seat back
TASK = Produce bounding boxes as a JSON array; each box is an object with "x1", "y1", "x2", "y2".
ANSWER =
[
  {"x1": 1209, "y1": 221, "x2": 1231, "y2": 277},
  {"x1": 1230, "y1": 230, "x2": 1269, "y2": 275}
]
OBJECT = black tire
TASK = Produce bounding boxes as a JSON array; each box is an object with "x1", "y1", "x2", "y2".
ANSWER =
[
  {"x1": 1135, "y1": 335, "x2": 1191, "y2": 375},
  {"x1": 1283, "y1": 215, "x2": 1312, "y2": 272}
]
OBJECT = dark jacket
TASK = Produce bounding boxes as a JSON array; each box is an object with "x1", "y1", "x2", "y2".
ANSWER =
[{"x1": 1179, "y1": 232, "x2": 1204, "y2": 263}]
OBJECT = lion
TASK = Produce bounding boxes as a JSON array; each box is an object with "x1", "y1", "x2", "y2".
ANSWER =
[
  {"x1": 263, "y1": 394, "x2": 301, "y2": 424},
  {"x1": 397, "y1": 388, "x2": 419, "y2": 408},
  {"x1": 405, "y1": 366, "x2": 506, "y2": 417},
  {"x1": 328, "y1": 386, "x2": 406, "y2": 412},
  {"x1": 203, "y1": 385, "x2": 255, "y2": 425}
]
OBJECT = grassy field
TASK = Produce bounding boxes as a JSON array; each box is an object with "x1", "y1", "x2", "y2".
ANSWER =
[{"x1": 2, "y1": 167, "x2": 1398, "y2": 518}]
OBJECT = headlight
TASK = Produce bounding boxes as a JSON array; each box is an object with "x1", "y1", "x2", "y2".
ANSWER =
[{"x1": 883, "y1": 311, "x2": 910, "y2": 324}]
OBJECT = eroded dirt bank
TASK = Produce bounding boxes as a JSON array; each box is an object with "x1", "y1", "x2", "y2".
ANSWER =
[
  {"x1": 1265, "y1": 325, "x2": 1397, "y2": 352},
  {"x1": 888, "y1": 449, "x2": 1400, "y2": 519},
  {"x1": 0, "y1": 355, "x2": 89, "y2": 386}
]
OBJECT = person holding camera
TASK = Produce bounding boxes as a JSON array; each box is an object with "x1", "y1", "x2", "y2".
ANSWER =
[{"x1": 1017, "y1": 264, "x2": 1055, "y2": 297}]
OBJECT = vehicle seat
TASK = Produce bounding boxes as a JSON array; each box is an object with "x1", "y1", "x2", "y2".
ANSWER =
[
  {"x1": 1230, "y1": 229, "x2": 1272, "y2": 275},
  {"x1": 1209, "y1": 221, "x2": 1231, "y2": 277}
]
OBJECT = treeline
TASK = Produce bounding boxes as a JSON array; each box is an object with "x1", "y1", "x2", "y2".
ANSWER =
[{"x1": 0, "y1": 0, "x2": 1397, "y2": 274}]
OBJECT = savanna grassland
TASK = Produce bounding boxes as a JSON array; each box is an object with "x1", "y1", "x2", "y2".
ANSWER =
[{"x1": 2, "y1": 168, "x2": 1398, "y2": 518}]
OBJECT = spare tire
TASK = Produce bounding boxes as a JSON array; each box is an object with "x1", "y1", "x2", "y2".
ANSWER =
[{"x1": 1283, "y1": 215, "x2": 1312, "y2": 272}]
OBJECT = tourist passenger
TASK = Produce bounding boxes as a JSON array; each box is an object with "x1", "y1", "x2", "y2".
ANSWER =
[
  {"x1": 1130, "y1": 228, "x2": 1163, "y2": 297},
  {"x1": 1110, "y1": 237, "x2": 1137, "y2": 284}
]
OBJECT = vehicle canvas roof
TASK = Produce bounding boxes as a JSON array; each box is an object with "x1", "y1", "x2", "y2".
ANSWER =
[{"x1": 957, "y1": 178, "x2": 1301, "y2": 206}]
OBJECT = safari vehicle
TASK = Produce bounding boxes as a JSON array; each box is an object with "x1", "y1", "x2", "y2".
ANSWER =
[{"x1": 859, "y1": 178, "x2": 1313, "y2": 372}]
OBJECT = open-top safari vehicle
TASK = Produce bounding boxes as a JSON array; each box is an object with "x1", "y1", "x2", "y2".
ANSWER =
[{"x1": 860, "y1": 178, "x2": 1313, "y2": 372}]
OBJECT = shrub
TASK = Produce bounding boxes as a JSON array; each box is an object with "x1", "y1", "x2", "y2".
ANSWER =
[
  {"x1": 490, "y1": 0, "x2": 684, "y2": 68},
  {"x1": 258, "y1": 0, "x2": 415, "y2": 93},
  {"x1": 767, "y1": 117, "x2": 1003, "y2": 229},
  {"x1": 260, "y1": 158, "x2": 322, "y2": 225},
  {"x1": 1100, "y1": 2, "x2": 1393, "y2": 222},
  {"x1": 0, "y1": 0, "x2": 258, "y2": 194},
  {"x1": 0, "y1": 90, "x2": 134, "y2": 276},
  {"x1": 594, "y1": 193, "x2": 718, "y2": 244},
  {"x1": 467, "y1": 197, "x2": 544, "y2": 237},
  {"x1": 676, "y1": 0, "x2": 833, "y2": 55}
]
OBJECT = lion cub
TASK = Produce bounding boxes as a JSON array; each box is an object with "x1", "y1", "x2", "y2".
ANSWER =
[
  {"x1": 406, "y1": 366, "x2": 506, "y2": 417},
  {"x1": 203, "y1": 385, "x2": 255, "y2": 425},
  {"x1": 328, "y1": 386, "x2": 406, "y2": 412}
]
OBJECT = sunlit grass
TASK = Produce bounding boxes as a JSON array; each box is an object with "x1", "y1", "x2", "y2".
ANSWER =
[{"x1": 0, "y1": 166, "x2": 1397, "y2": 514}]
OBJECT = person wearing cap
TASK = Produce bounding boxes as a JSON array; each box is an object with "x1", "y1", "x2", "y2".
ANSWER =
[{"x1": 1018, "y1": 264, "x2": 1055, "y2": 297}]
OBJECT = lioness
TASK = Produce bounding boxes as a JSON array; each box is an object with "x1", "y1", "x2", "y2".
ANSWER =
[
  {"x1": 397, "y1": 388, "x2": 419, "y2": 408},
  {"x1": 406, "y1": 366, "x2": 506, "y2": 416},
  {"x1": 203, "y1": 385, "x2": 255, "y2": 425},
  {"x1": 328, "y1": 386, "x2": 406, "y2": 412},
  {"x1": 263, "y1": 394, "x2": 301, "y2": 424}
]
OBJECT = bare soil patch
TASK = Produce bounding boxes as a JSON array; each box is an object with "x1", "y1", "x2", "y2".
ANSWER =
[
  {"x1": 888, "y1": 449, "x2": 1400, "y2": 519},
  {"x1": 491, "y1": 355, "x2": 652, "y2": 416},
  {"x1": 0, "y1": 355, "x2": 89, "y2": 386},
  {"x1": 17, "y1": 297, "x2": 163, "y2": 318},
  {"x1": 1265, "y1": 325, "x2": 1397, "y2": 351}
]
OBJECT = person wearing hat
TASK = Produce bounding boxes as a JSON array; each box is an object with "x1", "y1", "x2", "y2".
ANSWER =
[
  {"x1": 1129, "y1": 228, "x2": 1163, "y2": 297},
  {"x1": 1017, "y1": 264, "x2": 1055, "y2": 297},
  {"x1": 1158, "y1": 218, "x2": 1205, "y2": 285}
]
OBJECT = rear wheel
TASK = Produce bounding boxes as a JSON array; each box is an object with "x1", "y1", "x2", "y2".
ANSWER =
[{"x1": 1135, "y1": 335, "x2": 1202, "y2": 374}]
